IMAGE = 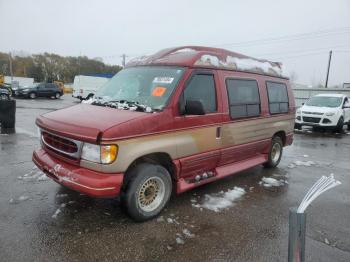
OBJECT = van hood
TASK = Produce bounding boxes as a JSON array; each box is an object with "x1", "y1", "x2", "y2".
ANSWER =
[{"x1": 36, "y1": 104, "x2": 147, "y2": 143}]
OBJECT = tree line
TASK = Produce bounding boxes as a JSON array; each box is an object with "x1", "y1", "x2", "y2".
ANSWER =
[{"x1": 0, "y1": 52, "x2": 122, "y2": 83}]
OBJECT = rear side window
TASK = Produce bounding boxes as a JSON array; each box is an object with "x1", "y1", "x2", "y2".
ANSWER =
[
  {"x1": 226, "y1": 79, "x2": 260, "y2": 119},
  {"x1": 184, "y1": 74, "x2": 217, "y2": 113},
  {"x1": 266, "y1": 81, "x2": 289, "y2": 114}
]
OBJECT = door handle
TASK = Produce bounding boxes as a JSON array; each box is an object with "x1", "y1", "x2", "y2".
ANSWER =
[{"x1": 216, "y1": 127, "x2": 221, "y2": 139}]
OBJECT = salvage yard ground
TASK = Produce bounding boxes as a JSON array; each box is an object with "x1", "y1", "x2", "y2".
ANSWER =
[{"x1": 0, "y1": 95, "x2": 350, "y2": 261}]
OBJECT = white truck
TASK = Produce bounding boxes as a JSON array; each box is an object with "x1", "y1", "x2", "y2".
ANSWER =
[{"x1": 72, "y1": 75, "x2": 110, "y2": 100}]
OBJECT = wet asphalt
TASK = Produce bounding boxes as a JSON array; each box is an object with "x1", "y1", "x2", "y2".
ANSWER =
[{"x1": 0, "y1": 95, "x2": 349, "y2": 262}]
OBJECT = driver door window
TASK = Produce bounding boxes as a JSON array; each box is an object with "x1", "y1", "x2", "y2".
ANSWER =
[{"x1": 183, "y1": 74, "x2": 217, "y2": 113}]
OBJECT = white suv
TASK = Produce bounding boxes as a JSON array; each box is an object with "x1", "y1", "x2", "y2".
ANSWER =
[{"x1": 295, "y1": 94, "x2": 350, "y2": 132}]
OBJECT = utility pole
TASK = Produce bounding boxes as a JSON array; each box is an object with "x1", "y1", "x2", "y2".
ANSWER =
[
  {"x1": 121, "y1": 54, "x2": 127, "y2": 67},
  {"x1": 325, "y1": 50, "x2": 332, "y2": 88},
  {"x1": 9, "y1": 52, "x2": 13, "y2": 81}
]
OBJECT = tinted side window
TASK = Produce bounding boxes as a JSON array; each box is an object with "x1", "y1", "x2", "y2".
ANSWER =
[
  {"x1": 184, "y1": 74, "x2": 217, "y2": 113},
  {"x1": 226, "y1": 79, "x2": 260, "y2": 119},
  {"x1": 266, "y1": 81, "x2": 289, "y2": 114}
]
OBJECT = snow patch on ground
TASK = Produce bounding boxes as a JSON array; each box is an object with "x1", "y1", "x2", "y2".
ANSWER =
[
  {"x1": 176, "y1": 237, "x2": 185, "y2": 245},
  {"x1": 15, "y1": 127, "x2": 39, "y2": 138},
  {"x1": 18, "y1": 168, "x2": 47, "y2": 182},
  {"x1": 56, "y1": 193, "x2": 68, "y2": 198},
  {"x1": 294, "y1": 160, "x2": 315, "y2": 166},
  {"x1": 259, "y1": 177, "x2": 286, "y2": 187},
  {"x1": 52, "y1": 208, "x2": 61, "y2": 219},
  {"x1": 182, "y1": 228, "x2": 195, "y2": 238},
  {"x1": 192, "y1": 187, "x2": 245, "y2": 212}
]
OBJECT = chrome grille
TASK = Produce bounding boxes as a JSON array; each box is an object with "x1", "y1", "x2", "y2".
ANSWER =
[
  {"x1": 41, "y1": 130, "x2": 83, "y2": 159},
  {"x1": 302, "y1": 117, "x2": 321, "y2": 123}
]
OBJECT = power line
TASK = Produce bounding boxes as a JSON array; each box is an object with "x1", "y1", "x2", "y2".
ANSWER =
[
  {"x1": 253, "y1": 43, "x2": 350, "y2": 58},
  {"x1": 217, "y1": 27, "x2": 350, "y2": 48}
]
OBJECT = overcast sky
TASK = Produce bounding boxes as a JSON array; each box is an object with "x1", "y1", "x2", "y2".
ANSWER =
[{"x1": 1, "y1": 0, "x2": 349, "y2": 86}]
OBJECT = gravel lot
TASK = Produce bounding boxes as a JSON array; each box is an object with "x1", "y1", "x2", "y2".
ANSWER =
[{"x1": 1, "y1": 95, "x2": 349, "y2": 262}]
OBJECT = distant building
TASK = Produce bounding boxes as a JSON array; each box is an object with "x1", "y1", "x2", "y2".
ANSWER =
[
  {"x1": 343, "y1": 83, "x2": 350, "y2": 88},
  {"x1": 4, "y1": 76, "x2": 34, "y2": 87}
]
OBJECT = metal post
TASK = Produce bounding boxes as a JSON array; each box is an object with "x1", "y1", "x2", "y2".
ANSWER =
[
  {"x1": 288, "y1": 207, "x2": 306, "y2": 262},
  {"x1": 9, "y1": 52, "x2": 13, "y2": 81},
  {"x1": 121, "y1": 54, "x2": 126, "y2": 67},
  {"x1": 325, "y1": 50, "x2": 332, "y2": 88}
]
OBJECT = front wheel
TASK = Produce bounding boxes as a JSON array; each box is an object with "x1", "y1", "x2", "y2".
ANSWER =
[
  {"x1": 334, "y1": 117, "x2": 344, "y2": 133},
  {"x1": 121, "y1": 163, "x2": 172, "y2": 222},
  {"x1": 54, "y1": 92, "x2": 61, "y2": 99},
  {"x1": 263, "y1": 136, "x2": 283, "y2": 168},
  {"x1": 28, "y1": 92, "x2": 36, "y2": 99}
]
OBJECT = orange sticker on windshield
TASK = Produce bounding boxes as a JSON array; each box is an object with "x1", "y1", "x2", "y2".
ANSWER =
[{"x1": 152, "y1": 86, "x2": 167, "y2": 97}]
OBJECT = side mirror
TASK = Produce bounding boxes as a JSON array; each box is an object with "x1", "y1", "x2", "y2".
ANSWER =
[
  {"x1": 185, "y1": 100, "x2": 205, "y2": 115},
  {"x1": 301, "y1": 102, "x2": 305, "y2": 106}
]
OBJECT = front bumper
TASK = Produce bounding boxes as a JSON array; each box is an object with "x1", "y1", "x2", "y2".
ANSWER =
[
  {"x1": 295, "y1": 114, "x2": 339, "y2": 127},
  {"x1": 32, "y1": 148, "x2": 124, "y2": 198},
  {"x1": 14, "y1": 90, "x2": 29, "y2": 96}
]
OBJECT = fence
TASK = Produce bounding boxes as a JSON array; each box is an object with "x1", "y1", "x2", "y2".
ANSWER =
[{"x1": 292, "y1": 87, "x2": 350, "y2": 107}]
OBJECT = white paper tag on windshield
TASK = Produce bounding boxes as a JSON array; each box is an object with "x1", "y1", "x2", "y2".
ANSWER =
[{"x1": 153, "y1": 77, "x2": 174, "y2": 84}]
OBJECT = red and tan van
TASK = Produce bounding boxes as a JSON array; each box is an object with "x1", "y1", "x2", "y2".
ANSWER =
[{"x1": 33, "y1": 46, "x2": 295, "y2": 221}]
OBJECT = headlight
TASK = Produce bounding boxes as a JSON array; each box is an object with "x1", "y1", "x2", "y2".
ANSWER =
[
  {"x1": 325, "y1": 112, "x2": 335, "y2": 116},
  {"x1": 81, "y1": 143, "x2": 118, "y2": 164}
]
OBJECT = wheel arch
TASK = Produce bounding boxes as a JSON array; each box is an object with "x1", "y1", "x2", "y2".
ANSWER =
[
  {"x1": 273, "y1": 130, "x2": 286, "y2": 146},
  {"x1": 124, "y1": 152, "x2": 177, "y2": 182}
]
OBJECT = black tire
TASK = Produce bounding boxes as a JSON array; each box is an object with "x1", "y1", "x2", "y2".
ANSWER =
[
  {"x1": 263, "y1": 136, "x2": 283, "y2": 168},
  {"x1": 334, "y1": 117, "x2": 344, "y2": 133},
  {"x1": 347, "y1": 124, "x2": 350, "y2": 131},
  {"x1": 85, "y1": 94, "x2": 94, "y2": 100},
  {"x1": 28, "y1": 92, "x2": 36, "y2": 99},
  {"x1": 294, "y1": 123, "x2": 302, "y2": 130},
  {"x1": 54, "y1": 92, "x2": 61, "y2": 99},
  {"x1": 121, "y1": 163, "x2": 172, "y2": 222}
]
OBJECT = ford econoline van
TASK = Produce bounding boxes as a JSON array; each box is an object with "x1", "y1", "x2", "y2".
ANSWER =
[{"x1": 33, "y1": 46, "x2": 295, "y2": 221}]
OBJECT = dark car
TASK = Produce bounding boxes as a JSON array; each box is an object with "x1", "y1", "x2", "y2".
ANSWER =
[
  {"x1": 0, "y1": 88, "x2": 10, "y2": 100},
  {"x1": 14, "y1": 83, "x2": 63, "y2": 99}
]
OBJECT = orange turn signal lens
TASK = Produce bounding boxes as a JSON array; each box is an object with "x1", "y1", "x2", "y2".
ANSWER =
[{"x1": 100, "y1": 145, "x2": 118, "y2": 164}]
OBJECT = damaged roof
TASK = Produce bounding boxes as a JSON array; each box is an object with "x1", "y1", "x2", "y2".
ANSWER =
[{"x1": 126, "y1": 46, "x2": 286, "y2": 78}]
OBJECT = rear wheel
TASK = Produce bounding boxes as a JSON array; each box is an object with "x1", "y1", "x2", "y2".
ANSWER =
[
  {"x1": 121, "y1": 163, "x2": 172, "y2": 222},
  {"x1": 29, "y1": 92, "x2": 36, "y2": 99},
  {"x1": 263, "y1": 136, "x2": 283, "y2": 168},
  {"x1": 54, "y1": 92, "x2": 61, "y2": 99}
]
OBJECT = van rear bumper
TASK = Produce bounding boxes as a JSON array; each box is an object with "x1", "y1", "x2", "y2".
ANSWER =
[{"x1": 32, "y1": 148, "x2": 124, "y2": 198}]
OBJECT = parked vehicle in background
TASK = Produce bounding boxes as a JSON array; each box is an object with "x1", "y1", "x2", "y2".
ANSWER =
[
  {"x1": 295, "y1": 94, "x2": 350, "y2": 132},
  {"x1": 14, "y1": 83, "x2": 63, "y2": 99},
  {"x1": 33, "y1": 46, "x2": 295, "y2": 221},
  {"x1": 72, "y1": 75, "x2": 110, "y2": 100},
  {"x1": 0, "y1": 88, "x2": 10, "y2": 100}
]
